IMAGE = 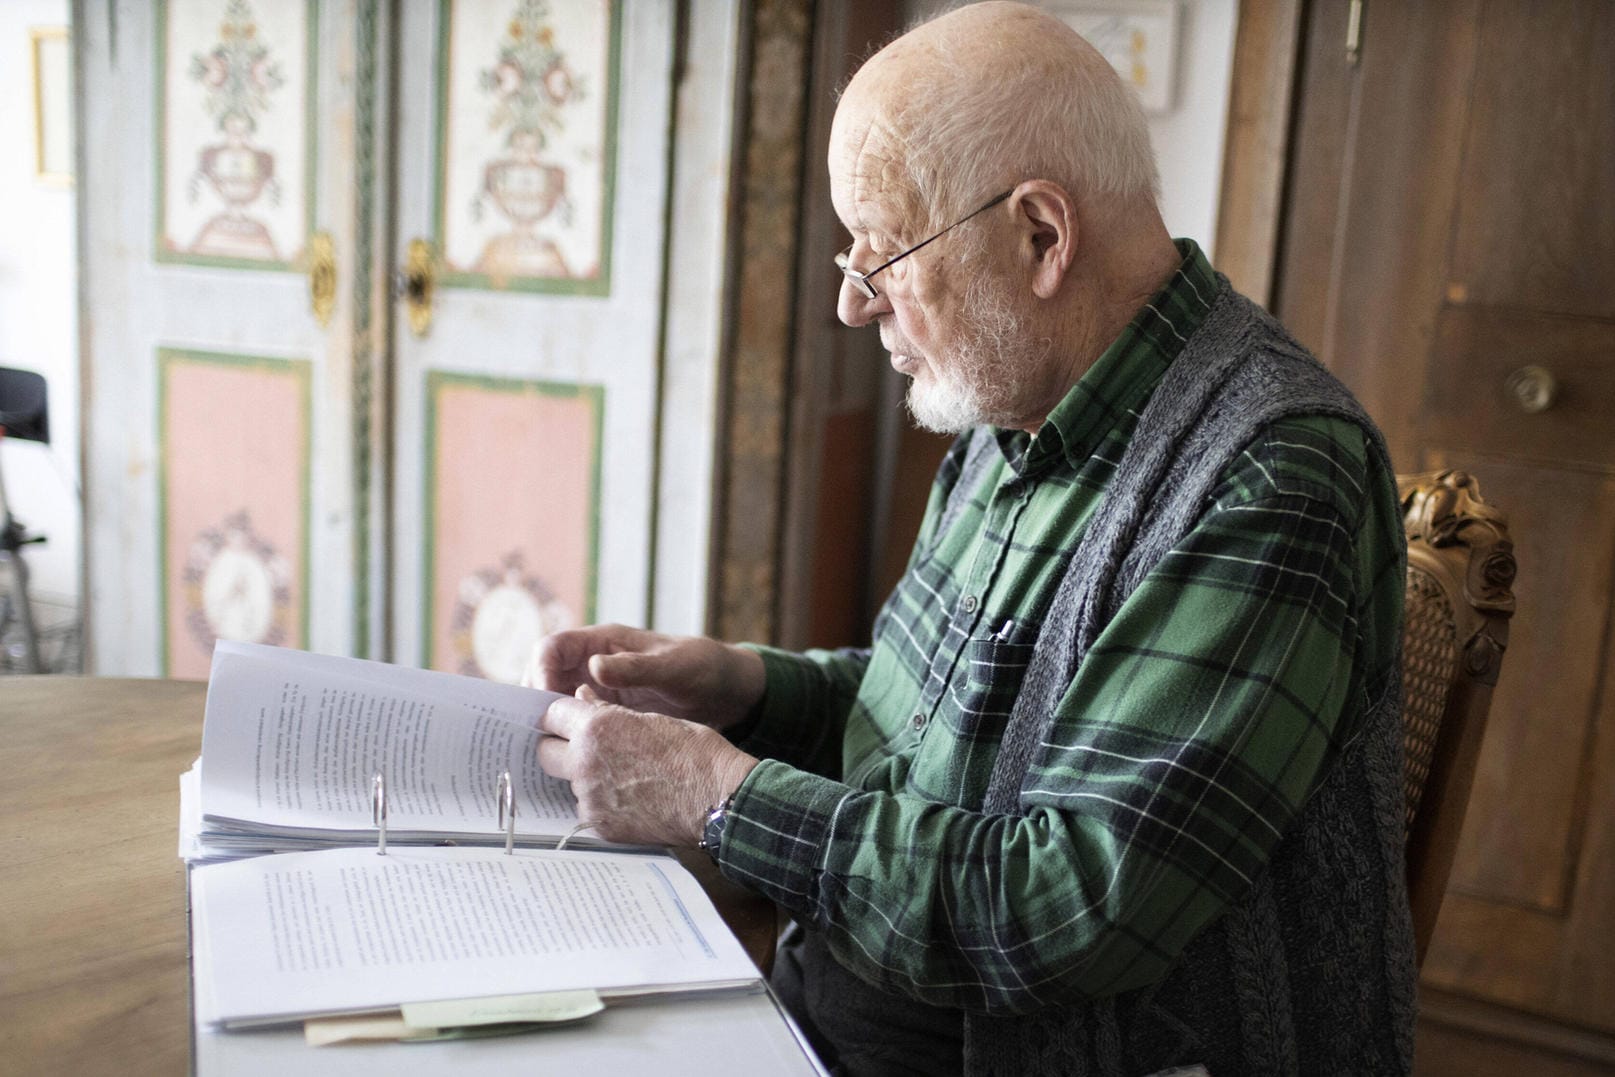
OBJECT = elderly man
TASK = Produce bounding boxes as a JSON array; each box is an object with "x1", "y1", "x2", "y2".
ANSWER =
[{"x1": 534, "y1": 3, "x2": 1415, "y2": 1073}]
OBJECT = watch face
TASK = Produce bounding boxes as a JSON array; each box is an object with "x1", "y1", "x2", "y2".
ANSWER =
[
  {"x1": 451, "y1": 551, "x2": 573, "y2": 683},
  {"x1": 700, "y1": 802, "x2": 729, "y2": 856},
  {"x1": 182, "y1": 510, "x2": 294, "y2": 654}
]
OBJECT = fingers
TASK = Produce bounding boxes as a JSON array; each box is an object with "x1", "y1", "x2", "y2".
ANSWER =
[
  {"x1": 589, "y1": 649, "x2": 660, "y2": 690},
  {"x1": 537, "y1": 691, "x2": 604, "y2": 781},
  {"x1": 539, "y1": 694, "x2": 590, "y2": 739},
  {"x1": 533, "y1": 696, "x2": 758, "y2": 846},
  {"x1": 536, "y1": 732, "x2": 573, "y2": 780},
  {"x1": 534, "y1": 624, "x2": 651, "y2": 692}
]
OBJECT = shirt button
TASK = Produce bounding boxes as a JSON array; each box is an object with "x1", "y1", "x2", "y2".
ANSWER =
[
  {"x1": 911, "y1": 713, "x2": 927, "y2": 731},
  {"x1": 961, "y1": 594, "x2": 978, "y2": 613}
]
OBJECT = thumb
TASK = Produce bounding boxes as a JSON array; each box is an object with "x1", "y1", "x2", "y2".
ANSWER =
[{"x1": 589, "y1": 650, "x2": 662, "y2": 689}]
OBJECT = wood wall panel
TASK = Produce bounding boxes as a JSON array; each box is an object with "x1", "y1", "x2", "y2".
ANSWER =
[
  {"x1": 1560, "y1": 603, "x2": 1615, "y2": 1031},
  {"x1": 805, "y1": 409, "x2": 876, "y2": 648},
  {"x1": 1212, "y1": 0, "x2": 1301, "y2": 307},
  {"x1": 1420, "y1": 449, "x2": 1615, "y2": 1021},
  {"x1": 771, "y1": 0, "x2": 905, "y2": 652},
  {"x1": 1268, "y1": 0, "x2": 1355, "y2": 352},
  {"x1": 1276, "y1": 1, "x2": 1482, "y2": 466},
  {"x1": 1447, "y1": 3, "x2": 1615, "y2": 320},
  {"x1": 1423, "y1": 307, "x2": 1615, "y2": 470},
  {"x1": 712, "y1": 0, "x2": 813, "y2": 644},
  {"x1": 1266, "y1": 0, "x2": 1615, "y2": 1058},
  {"x1": 1418, "y1": 1016, "x2": 1615, "y2": 1077}
]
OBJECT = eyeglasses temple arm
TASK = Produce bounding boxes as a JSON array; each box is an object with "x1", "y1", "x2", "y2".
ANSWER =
[{"x1": 862, "y1": 188, "x2": 1014, "y2": 280}]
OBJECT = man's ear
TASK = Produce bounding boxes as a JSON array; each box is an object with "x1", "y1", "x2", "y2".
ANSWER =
[{"x1": 1011, "y1": 181, "x2": 1077, "y2": 299}]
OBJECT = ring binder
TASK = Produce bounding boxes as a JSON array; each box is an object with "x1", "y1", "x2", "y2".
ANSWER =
[
  {"x1": 496, "y1": 770, "x2": 516, "y2": 855},
  {"x1": 372, "y1": 772, "x2": 387, "y2": 856},
  {"x1": 556, "y1": 820, "x2": 599, "y2": 851},
  {"x1": 184, "y1": 643, "x2": 781, "y2": 1052},
  {"x1": 186, "y1": 642, "x2": 628, "y2": 861}
]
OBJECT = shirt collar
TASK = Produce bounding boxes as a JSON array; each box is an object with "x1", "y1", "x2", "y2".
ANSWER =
[{"x1": 998, "y1": 238, "x2": 1220, "y2": 475}]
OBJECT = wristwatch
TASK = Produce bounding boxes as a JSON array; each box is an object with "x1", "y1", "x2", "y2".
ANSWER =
[{"x1": 697, "y1": 796, "x2": 734, "y2": 859}]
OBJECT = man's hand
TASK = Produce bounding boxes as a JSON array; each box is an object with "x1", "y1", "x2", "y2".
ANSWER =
[
  {"x1": 524, "y1": 624, "x2": 767, "y2": 732},
  {"x1": 538, "y1": 687, "x2": 759, "y2": 847}
]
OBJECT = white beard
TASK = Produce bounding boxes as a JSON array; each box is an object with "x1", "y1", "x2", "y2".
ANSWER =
[{"x1": 904, "y1": 277, "x2": 1044, "y2": 435}]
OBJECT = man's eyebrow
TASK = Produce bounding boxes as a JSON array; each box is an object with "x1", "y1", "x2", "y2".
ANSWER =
[{"x1": 852, "y1": 195, "x2": 896, "y2": 234}]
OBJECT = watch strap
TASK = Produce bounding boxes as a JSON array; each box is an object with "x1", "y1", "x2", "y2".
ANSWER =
[{"x1": 697, "y1": 795, "x2": 734, "y2": 858}]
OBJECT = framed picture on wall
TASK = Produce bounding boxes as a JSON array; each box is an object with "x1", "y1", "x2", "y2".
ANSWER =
[
  {"x1": 31, "y1": 26, "x2": 73, "y2": 185},
  {"x1": 1046, "y1": 0, "x2": 1180, "y2": 113}
]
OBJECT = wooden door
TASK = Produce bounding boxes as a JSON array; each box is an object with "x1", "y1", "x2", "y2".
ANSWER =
[
  {"x1": 82, "y1": 0, "x2": 739, "y2": 677},
  {"x1": 386, "y1": 0, "x2": 677, "y2": 681},
  {"x1": 1271, "y1": 2, "x2": 1615, "y2": 1071},
  {"x1": 80, "y1": 0, "x2": 366, "y2": 675}
]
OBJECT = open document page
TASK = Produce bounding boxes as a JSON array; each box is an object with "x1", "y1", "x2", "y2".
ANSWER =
[
  {"x1": 197, "y1": 641, "x2": 579, "y2": 853},
  {"x1": 192, "y1": 845, "x2": 761, "y2": 1029}
]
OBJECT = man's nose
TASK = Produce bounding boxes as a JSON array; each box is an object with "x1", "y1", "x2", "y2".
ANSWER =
[{"x1": 837, "y1": 278, "x2": 889, "y2": 328}]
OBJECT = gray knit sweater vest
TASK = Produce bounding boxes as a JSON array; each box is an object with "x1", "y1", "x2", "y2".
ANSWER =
[
  {"x1": 948, "y1": 279, "x2": 1417, "y2": 1075},
  {"x1": 781, "y1": 279, "x2": 1415, "y2": 1075}
]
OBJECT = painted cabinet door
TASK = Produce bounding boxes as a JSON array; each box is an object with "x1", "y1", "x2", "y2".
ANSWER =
[
  {"x1": 388, "y1": 0, "x2": 674, "y2": 681},
  {"x1": 80, "y1": 0, "x2": 710, "y2": 680},
  {"x1": 80, "y1": 0, "x2": 365, "y2": 676}
]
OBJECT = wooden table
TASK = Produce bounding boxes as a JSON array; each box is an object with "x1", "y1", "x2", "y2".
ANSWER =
[{"x1": 0, "y1": 677, "x2": 778, "y2": 1075}]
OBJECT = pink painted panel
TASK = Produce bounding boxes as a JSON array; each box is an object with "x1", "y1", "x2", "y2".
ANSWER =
[
  {"x1": 162, "y1": 352, "x2": 308, "y2": 678},
  {"x1": 429, "y1": 377, "x2": 599, "y2": 682}
]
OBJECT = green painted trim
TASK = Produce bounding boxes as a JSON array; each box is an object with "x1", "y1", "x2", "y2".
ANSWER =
[
  {"x1": 304, "y1": 0, "x2": 319, "y2": 244},
  {"x1": 643, "y1": 1, "x2": 682, "y2": 629},
  {"x1": 156, "y1": 347, "x2": 170, "y2": 674},
  {"x1": 598, "y1": 0, "x2": 622, "y2": 294},
  {"x1": 421, "y1": 370, "x2": 605, "y2": 670},
  {"x1": 152, "y1": 0, "x2": 320, "y2": 272},
  {"x1": 153, "y1": 0, "x2": 168, "y2": 267},
  {"x1": 429, "y1": 0, "x2": 452, "y2": 271},
  {"x1": 351, "y1": 0, "x2": 379, "y2": 658},
  {"x1": 156, "y1": 347, "x2": 314, "y2": 675},
  {"x1": 429, "y1": 0, "x2": 621, "y2": 297}
]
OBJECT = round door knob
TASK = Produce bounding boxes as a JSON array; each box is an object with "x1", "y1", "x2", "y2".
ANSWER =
[{"x1": 1504, "y1": 365, "x2": 1556, "y2": 414}]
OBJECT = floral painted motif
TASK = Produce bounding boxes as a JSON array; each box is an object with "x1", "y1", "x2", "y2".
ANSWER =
[
  {"x1": 450, "y1": 550, "x2": 573, "y2": 683},
  {"x1": 182, "y1": 508, "x2": 294, "y2": 654},
  {"x1": 182, "y1": 0, "x2": 287, "y2": 260},
  {"x1": 467, "y1": 0, "x2": 596, "y2": 284},
  {"x1": 190, "y1": 0, "x2": 285, "y2": 131},
  {"x1": 480, "y1": 0, "x2": 587, "y2": 152}
]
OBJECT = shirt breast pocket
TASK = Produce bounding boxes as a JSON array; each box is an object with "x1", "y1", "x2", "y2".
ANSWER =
[{"x1": 951, "y1": 618, "x2": 1042, "y2": 738}]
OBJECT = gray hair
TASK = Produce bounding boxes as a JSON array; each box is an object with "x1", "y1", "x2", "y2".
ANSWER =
[{"x1": 887, "y1": 17, "x2": 1160, "y2": 229}]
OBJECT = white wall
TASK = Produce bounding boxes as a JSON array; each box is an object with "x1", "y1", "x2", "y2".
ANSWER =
[
  {"x1": 1145, "y1": 0, "x2": 1237, "y2": 259},
  {"x1": 901, "y1": 0, "x2": 1238, "y2": 257},
  {"x1": 0, "y1": 0, "x2": 79, "y2": 620}
]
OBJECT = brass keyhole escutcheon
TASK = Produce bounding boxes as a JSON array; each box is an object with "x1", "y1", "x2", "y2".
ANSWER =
[
  {"x1": 308, "y1": 231, "x2": 336, "y2": 327},
  {"x1": 1504, "y1": 365, "x2": 1557, "y2": 414},
  {"x1": 403, "y1": 239, "x2": 436, "y2": 338}
]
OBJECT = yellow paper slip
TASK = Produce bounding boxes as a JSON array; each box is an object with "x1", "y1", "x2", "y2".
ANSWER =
[
  {"x1": 304, "y1": 992, "x2": 604, "y2": 1046},
  {"x1": 401, "y1": 990, "x2": 605, "y2": 1029},
  {"x1": 304, "y1": 1014, "x2": 437, "y2": 1047}
]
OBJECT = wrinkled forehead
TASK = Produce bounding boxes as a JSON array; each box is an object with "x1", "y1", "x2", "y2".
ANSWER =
[{"x1": 828, "y1": 109, "x2": 924, "y2": 238}]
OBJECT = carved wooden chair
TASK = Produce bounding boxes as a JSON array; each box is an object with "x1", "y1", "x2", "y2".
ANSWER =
[{"x1": 1398, "y1": 470, "x2": 1517, "y2": 966}]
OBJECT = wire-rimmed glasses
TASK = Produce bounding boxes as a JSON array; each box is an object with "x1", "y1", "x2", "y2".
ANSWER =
[{"x1": 835, "y1": 189, "x2": 1012, "y2": 299}]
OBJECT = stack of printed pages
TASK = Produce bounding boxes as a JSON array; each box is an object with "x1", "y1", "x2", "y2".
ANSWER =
[{"x1": 182, "y1": 642, "x2": 763, "y2": 1033}]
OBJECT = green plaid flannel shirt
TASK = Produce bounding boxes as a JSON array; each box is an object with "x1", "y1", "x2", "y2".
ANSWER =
[{"x1": 720, "y1": 241, "x2": 1405, "y2": 1013}]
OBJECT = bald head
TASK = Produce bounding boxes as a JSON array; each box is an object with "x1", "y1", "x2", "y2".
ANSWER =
[
  {"x1": 832, "y1": 1, "x2": 1159, "y2": 236},
  {"x1": 829, "y1": 3, "x2": 1181, "y2": 434}
]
